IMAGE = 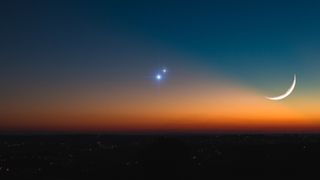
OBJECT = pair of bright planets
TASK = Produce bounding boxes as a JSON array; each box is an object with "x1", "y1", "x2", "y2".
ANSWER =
[
  {"x1": 155, "y1": 68, "x2": 296, "y2": 101},
  {"x1": 155, "y1": 68, "x2": 168, "y2": 81}
]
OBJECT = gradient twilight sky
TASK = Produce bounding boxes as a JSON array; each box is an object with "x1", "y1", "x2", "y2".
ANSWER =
[{"x1": 1, "y1": 0, "x2": 320, "y2": 132}]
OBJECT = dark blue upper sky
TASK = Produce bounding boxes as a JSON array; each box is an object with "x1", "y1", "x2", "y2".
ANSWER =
[{"x1": 2, "y1": 0, "x2": 320, "y2": 94}]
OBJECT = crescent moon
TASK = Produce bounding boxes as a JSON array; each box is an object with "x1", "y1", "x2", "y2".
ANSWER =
[{"x1": 266, "y1": 74, "x2": 296, "y2": 101}]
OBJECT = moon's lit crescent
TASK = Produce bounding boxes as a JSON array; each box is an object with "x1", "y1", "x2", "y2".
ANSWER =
[{"x1": 266, "y1": 74, "x2": 296, "y2": 101}]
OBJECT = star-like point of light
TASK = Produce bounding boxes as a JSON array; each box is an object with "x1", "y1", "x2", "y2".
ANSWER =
[
  {"x1": 162, "y1": 68, "x2": 167, "y2": 73},
  {"x1": 156, "y1": 74, "x2": 162, "y2": 81}
]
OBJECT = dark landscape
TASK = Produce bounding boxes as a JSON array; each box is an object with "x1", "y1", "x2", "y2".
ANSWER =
[{"x1": 1, "y1": 134, "x2": 320, "y2": 179}]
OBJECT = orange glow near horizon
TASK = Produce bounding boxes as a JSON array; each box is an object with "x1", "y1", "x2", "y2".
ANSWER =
[{"x1": 2, "y1": 73, "x2": 320, "y2": 133}]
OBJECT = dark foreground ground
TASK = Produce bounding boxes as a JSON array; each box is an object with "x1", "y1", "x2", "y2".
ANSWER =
[{"x1": 1, "y1": 134, "x2": 320, "y2": 179}]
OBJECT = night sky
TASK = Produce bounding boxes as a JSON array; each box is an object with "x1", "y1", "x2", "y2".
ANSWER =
[{"x1": 1, "y1": 0, "x2": 320, "y2": 132}]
